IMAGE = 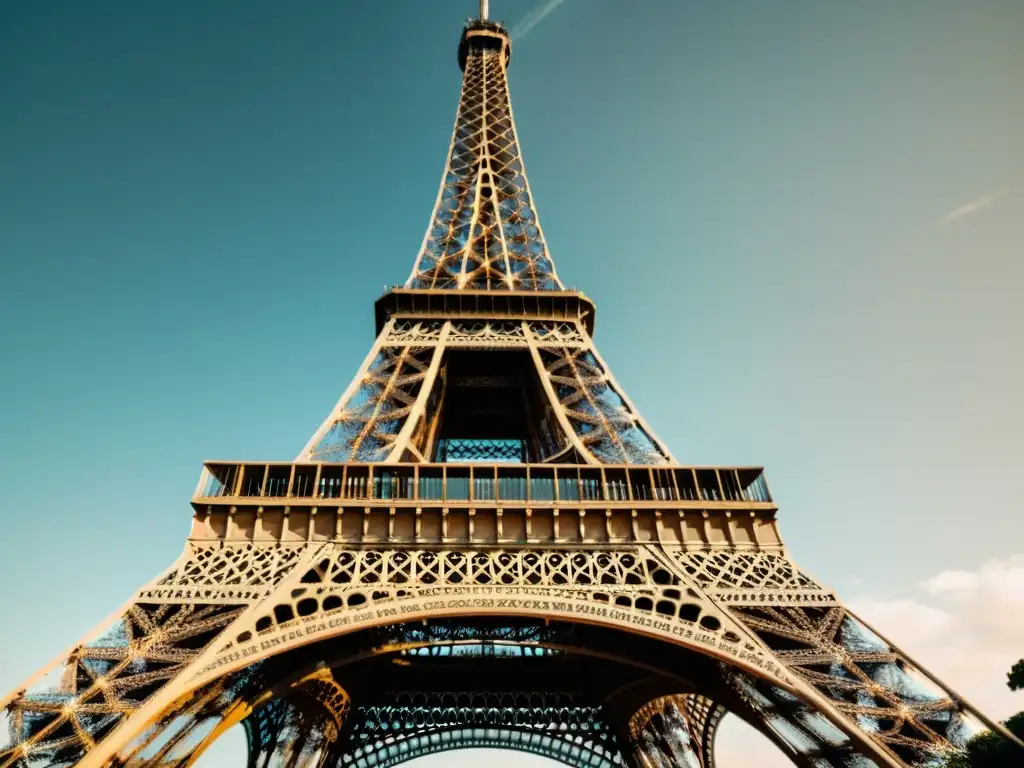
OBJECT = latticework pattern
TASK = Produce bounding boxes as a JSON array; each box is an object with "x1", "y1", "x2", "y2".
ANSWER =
[
  {"x1": 209, "y1": 546, "x2": 773, "y2": 674},
  {"x1": 338, "y1": 691, "x2": 623, "y2": 768},
  {"x1": 668, "y1": 551, "x2": 833, "y2": 606},
  {"x1": 113, "y1": 671, "x2": 260, "y2": 767},
  {"x1": 2, "y1": 9, "x2": 1018, "y2": 768},
  {"x1": 630, "y1": 697, "x2": 705, "y2": 768},
  {"x1": 0, "y1": 604, "x2": 244, "y2": 768},
  {"x1": 437, "y1": 437, "x2": 524, "y2": 462},
  {"x1": 629, "y1": 695, "x2": 728, "y2": 768},
  {"x1": 448, "y1": 320, "x2": 529, "y2": 346},
  {"x1": 244, "y1": 670, "x2": 351, "y2": 768},
  {"x1": 684, "y1": 695, "x2": 726, "y2": 768},
  {"x1": 309, "y1": 346, "x2": 436, "y2": 462},
  {"x1": 725, "y1": 667, "x2": 884, "y2": 767},
  {"x1": 386, "y1": 321, "x2": 446, "y2": 345},
  {"x1": 301, "y1": 317, "x2": 673, "y2": 466},
  {"x1": 243, "y1": 698, "x2": 290, "y2": 768},
  {"x1": 298, "y1": 548, "x2": 676, "y2": 590},
  {"x1": 407, "y1": 23, "x2": 561, "y2": 290},
  {"x1": 537, "y1": 346, "x2": 670, "y2": 464},
  {"x1": 156, "y1": 544, "x2": 303, "y2": 589},
  {"x1": 734, "y1": 606, "x2": 977, "y2": 765},
  {"x1": 0, "y1": 536, "x2": 1004, "y2": 768},
  {"x1": 677, "y1": 553, "x2": 822, "y2": 593}
]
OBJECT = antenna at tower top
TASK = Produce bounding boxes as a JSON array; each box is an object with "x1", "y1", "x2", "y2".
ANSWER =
[{"x1": 479, "y1": 0, "x2": 489, "y2": 20}]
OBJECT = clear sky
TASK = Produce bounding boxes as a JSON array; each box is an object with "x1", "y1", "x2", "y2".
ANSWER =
[{"x1": 1, "y1": 1, "x2": 1022, "y2": 766}]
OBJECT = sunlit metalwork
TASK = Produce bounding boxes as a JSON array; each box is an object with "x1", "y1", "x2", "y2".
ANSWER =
[{"x1": 1, "y1": 5, "x2": 1019, "y2": 768}]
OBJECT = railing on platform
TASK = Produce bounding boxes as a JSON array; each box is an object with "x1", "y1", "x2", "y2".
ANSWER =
[{"x1": 195, "y1": 462, "x2": 772, "y2": 506}]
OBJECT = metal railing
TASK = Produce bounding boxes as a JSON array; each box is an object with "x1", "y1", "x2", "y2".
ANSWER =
[{"x1": 196, "y1": 462, "x2": 772, "y2": 506}]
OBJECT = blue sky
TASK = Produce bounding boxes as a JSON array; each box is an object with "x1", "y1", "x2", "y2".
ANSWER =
[{"x1": 1, "y1": 1, "x2": 1022, "y2": 765}]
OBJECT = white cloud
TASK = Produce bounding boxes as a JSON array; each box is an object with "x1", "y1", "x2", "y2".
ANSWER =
[
  {"x1": 850, "y1": 554, "x2": 1024, "y2": 721},
  {"x1": 923, "y1": 569, "x2": 981, "y2": 593},
  {"x1": 938, "y1": 188, "x2": 1005, "y2": 225},
  {"x1": 509, "y1": 0, "x2": 568, "y2": 41}
]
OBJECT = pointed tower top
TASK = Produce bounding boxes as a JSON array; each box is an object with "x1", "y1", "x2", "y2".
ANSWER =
[{"x1": 405, "y1": 10, "x2": 562, "y2": 291}]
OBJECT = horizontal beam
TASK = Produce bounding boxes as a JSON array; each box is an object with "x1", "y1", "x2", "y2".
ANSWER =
[
  {"x1": 375, "y1": 289, "x2": 597, "y2": 335},
  {"x1": 186, "y1": 505, "x2": 782, "y2": 552}
]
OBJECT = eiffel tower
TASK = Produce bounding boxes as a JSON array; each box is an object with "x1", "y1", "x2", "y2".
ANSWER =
[{"x1": 2, "y1": 4, "x2": 1020, "y2": 768}]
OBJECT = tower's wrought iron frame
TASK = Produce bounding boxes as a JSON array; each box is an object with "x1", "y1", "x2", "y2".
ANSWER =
[{"x1": 2, "y1": 4, "x2": 1020, "y2": 768}]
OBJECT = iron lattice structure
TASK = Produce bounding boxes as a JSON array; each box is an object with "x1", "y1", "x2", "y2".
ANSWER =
[{"x1": 2, "y1": 6, "x2": 1021, "y2": 768}]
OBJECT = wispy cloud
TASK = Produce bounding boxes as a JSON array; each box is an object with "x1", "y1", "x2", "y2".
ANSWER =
[
  {"x1": 509, "y1": 0, "x2": 568, "y2": 41},
  {"x1": 939, "y1": 188, "x2": 1005, "y2": 225},
  {"x1": 852, "y1": 554, "x2": 1024, "y2": 720}
]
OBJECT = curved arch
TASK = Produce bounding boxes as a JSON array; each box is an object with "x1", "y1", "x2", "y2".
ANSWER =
[
  {"x1": 25, "y1": 542, "x2": 943, "y2": 768},
  {"x1": 628, "y1": 694, "x2": 726, "y2": 768},
  {"x1": 332, "y1": 683, "x2": 624, "y2": 768},
  {"x1": 50, "y1": 546, "x2": 819, "y2": 767},
  {"x1": 64, "y1": 599, "x2": 904, "y2": 768},
  {"x1": 192, "y1": 547, "x2": 796, "y2": 695},
  {"x1": 338, "y1": 724, "x2": 621, "y2": 768}
]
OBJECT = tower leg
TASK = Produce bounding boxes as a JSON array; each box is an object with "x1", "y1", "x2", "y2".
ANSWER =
[
  {"x1": 660, "y1": 548, "x2": 1024, "y2": 765},
  {"x1": 240, "y1": 669, "x2": 349, "y2": 768},
  {"x1": 628, "y1": 697, "x2": 707, "y2": 768}
]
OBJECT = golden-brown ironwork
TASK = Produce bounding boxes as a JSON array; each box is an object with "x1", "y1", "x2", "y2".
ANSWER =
[
  {"x1": 2, "y1": 6, "x2": 1020, "y2": 768},
  {"x1": 407, "y1": 18, "x2": 559, "y2": 290}
]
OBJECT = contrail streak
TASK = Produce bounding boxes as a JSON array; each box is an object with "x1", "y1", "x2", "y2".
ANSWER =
[
  {"x1": 509, "y1": 0, "x2": 568, "y2": 41},
  {"x1": 939, "y1": 188, "x2": 1005, "y2": 225}
]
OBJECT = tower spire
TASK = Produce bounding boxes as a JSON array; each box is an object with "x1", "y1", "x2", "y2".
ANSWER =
[{"x1": 406, "y1": 12, "x2": 563, "y2": 291}]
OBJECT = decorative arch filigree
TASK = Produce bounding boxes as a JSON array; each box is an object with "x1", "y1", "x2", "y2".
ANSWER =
[{"x1": 337, "y1": 691, "x2": 623, "y2": 768}]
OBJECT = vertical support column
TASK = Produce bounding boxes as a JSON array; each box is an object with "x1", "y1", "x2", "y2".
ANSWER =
[
  {"x1": 627, "y1": 697, "x2": 707, "y2": 768},
  {"x1": 524, "y1": 321, "x2": 599, "y2": 465},
  {"x1": 383, "y1": 322, "x2": 451, "y2": 463},
  {"x1": 242, "y1": 672, "x2": 349, "y2": 768},
  {"x1": 296, "y1": 319, "x2": 396, "y2": 462}
]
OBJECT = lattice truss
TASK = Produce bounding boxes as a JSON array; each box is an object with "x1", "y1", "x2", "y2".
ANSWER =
[
  {"x1": 243, "y1": 698, "x2": 291, "y2": 768},
  {"x1": 732, "y1": 605, "x2": 977, "y2": 767},
  {"x1": 408, "y1": 22, "x2": 561, "y2": 290},
  {"x1": 306, "y1": 344, "x2": 437, "y2": 463},
  {"x1": 212, "y1": 547, "x2": 768, "y2": 663},
  {"x1": 301, "y1": 318, "x2": 672, "y2": 465},
  {"x1": 97, "y1": 667, "x2": 348, "y2": 768},
  {"x1": 629, "y1": 695, "x2": 722, "y2": 768},
  {"x1": 629, "y1": 682, "x2": 890, "y2": 768},
  {"x1": 243, "y1": 670, "x2": 351, "y2": 768},
  {"x1": 0, "y1": 603, "x2": 245, "y2": 768},
  {"x1": 536, "y1": 345, "x2": 670, "y2": 464},
  {"x1": 140, "y1": 543, "x2": 305, "y2": 602},
  {"x1": 684, "y1": 695, "x2": 726, "y2": 768},
  {"x1": 384, "y1": 320, "x2": 587, "y2": 348},
  {"x1": 336, "y1": 691, "x2": 623, "y2": 768},
  {"x1": 669, "y1": 551, "x2": 834, "y2": 606},
  {"x1": 666, "y1": 550, "x2": 989, "y2": 765},
  {"x1": 1, "y1": 630, "x2": 346, "y2": 768},
  {"x1": 724, "y1": 667, "x2": 885, "y2": 768},
  {"x1": 0, "y1": 542, "x2": 1009, "y2": 767}
]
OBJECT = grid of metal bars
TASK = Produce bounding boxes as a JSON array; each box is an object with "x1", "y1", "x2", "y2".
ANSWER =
[{"x1": 196, "y1": 462, "x2": 772, "y2": 506}]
